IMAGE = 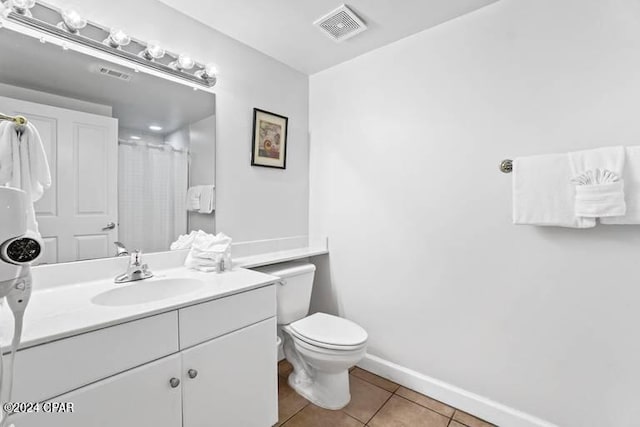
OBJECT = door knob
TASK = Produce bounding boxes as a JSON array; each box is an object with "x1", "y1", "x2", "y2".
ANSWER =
[
  {"x1": 102, "y1": 222, "x2": 116, "y2": 231},
  {"x1": 187, "y1": 369, "x2": 198, "y2": 379},
  {"x1": 169, "y1": 377, "x2": 181, "y2": 388}
]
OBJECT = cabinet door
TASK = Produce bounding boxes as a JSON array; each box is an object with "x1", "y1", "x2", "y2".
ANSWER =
[
  {"x1": 11, "y1": 354, "x2": 182, "y2": 427},
  {"x1": 182, "y1": 317, "x2": 278, "y2": 427}
]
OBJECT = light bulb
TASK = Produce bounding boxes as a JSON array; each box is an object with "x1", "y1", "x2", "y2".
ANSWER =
[
  {"x1": 8, "y1": 0, "x2": 36, "y2": 15},
  {"x1": 139, "y1": 40, "x2": 165, "y2": 61},
  {"x1": 103, "y1": 28, "x2": 131, "y2": 49},
  {"x1": 195, "y1": 63, "x2": 218, "y2": 84},
  {"x1": 170, "y1": 53, "x2": 195, "y2": 71},
  {"x1": 58, "y1": 8, "x2": 87, "y2": 33}
]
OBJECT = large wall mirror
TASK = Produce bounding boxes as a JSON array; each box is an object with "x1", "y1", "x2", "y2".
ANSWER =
[{"x1": 0, "y1": 28, "x2": 216, "y2": 264}]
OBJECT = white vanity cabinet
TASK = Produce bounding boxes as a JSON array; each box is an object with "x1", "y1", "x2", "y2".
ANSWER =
[
  {"x1": 13, "y1": 354, "x2": 183, "y2": 427},
  {"x1": 182, "y1": 318, "x2": 277, "y2": 427},
  {"x1": 10, "y1": 284, "x2": 277, "y2": 427}
]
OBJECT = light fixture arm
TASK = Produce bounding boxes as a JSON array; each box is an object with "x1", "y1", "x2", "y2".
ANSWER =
[{"x1": 2, "y1": 1, "x2": 217, "y2": 88}]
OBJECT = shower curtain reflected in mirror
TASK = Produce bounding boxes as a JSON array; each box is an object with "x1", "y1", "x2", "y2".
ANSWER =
[{"x1": 118, "y1": 141, "x2": 188, "y2": 253}]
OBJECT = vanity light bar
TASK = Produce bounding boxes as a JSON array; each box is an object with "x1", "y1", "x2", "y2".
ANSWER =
[{"x1": 3, "y1": 2, "x2": 217, "y2": 88}]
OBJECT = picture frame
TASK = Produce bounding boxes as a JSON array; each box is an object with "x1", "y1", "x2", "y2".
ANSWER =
[{"x1": 251, "y1": 108, "x2": 288, "y2": 169}]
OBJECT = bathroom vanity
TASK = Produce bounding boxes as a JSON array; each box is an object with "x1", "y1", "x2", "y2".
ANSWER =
[{"x1": 2, "y1": 265, "x2": 279, "y2": 427}]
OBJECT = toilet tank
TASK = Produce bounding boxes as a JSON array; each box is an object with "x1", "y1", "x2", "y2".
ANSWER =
[{"x1": 255, "y1": 262, "x2": 316, "y2": 325}]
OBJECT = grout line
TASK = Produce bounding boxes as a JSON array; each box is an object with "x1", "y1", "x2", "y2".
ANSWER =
[
  {"x1": 351, "y1": 369, "x2": 400, "y2": 393},
  {"x1": 364, "y1": 390, "x2": 394, "y2": 425},
  {"x1": 279, "y1": 401, "x2": 310, "y2": 426},
  {"x1": 392, "y1": 391, "x2": 455, "y2": 420},
  {"x1": 343, "y1": 411, "x2": 366, "y2": 425}
]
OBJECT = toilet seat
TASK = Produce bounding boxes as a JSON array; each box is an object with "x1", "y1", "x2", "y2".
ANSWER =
[{"x1": 288, "y1": 313, "x2": 368, "y2": 351}]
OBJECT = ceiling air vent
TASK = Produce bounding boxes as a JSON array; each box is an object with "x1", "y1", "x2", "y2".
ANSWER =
[
  {"x1": 314, "y1": 4, "x2": 367, "y2": 42},
  {"x1": 97, "y1": 66, "x2": 132, "y2": 82}
]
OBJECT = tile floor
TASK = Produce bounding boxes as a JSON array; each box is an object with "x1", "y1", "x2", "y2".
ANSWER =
[{"x1": 277, "y1": 360, "x2": 497, "y2": 427}]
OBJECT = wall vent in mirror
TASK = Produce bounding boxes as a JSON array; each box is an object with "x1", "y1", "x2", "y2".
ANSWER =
[
  {"x1": 98, "y1": 66, "x2": 132, "y2": 82},
  {"x1": 0, "y1": 1, "x2": 218, "y2": 88}
]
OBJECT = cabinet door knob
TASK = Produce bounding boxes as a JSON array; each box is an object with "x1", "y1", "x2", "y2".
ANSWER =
[
  {"x1": 169, "y1": 377, "x2": 181, "y2": 388},
  {"x1": 187, "y1": 369, "x2": 198, "y2": 379}
]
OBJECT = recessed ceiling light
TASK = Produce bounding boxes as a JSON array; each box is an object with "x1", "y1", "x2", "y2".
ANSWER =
[
  {"x1": 149, "y1": 125, "x2": 163, "y2": 131},
  {"x1": 130, "y1": 136, "x2": 141, "y2": 140}
]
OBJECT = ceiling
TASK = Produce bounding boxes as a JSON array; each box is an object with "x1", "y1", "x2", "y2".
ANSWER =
[
  {"x1": 0, "y1": 29, "x2": 214, "y2": 134},
  {"x1": 157, "y1": 0, "x2": 498, "y2": 74}
]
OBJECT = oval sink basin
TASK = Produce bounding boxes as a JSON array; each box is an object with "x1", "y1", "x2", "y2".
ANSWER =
[{"x1": 92, "y1": 278, "x2": 205, "y2": 307}]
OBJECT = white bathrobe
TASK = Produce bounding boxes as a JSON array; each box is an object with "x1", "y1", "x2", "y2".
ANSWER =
[{"x1": 0, "y1": 122, "x2": 51, "y2": 233}]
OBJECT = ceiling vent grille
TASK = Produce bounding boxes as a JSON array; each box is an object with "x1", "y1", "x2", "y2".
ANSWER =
[
  {"x1": 97, "y1": 66, "x2": 132, "y2": 82},
  {"x1": 314, "y1": 4, "x2": 367, "y2": 42}
]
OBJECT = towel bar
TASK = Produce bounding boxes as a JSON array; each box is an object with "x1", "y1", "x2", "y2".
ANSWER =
[{"x1": 500, "y1": 159, "x2": 513, "y2": 174}]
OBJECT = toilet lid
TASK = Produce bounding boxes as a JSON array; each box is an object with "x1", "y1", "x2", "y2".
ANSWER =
[{"x1": 289, "y1": 313, "x2": 368, "y2": 347}]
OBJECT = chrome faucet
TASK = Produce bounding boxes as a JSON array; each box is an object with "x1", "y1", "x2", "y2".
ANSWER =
[
  {"x1": 114, "y1": 241, "x2": 129, "y2": 257},
  {"x1": 114, "y1": 250, "x2": 153, "y2": 284}
]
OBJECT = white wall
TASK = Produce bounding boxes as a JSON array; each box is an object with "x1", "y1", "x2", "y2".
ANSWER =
[
  {"x1": 309, "y1": 0, "x2": 640, "y2": 426},
  {"x1": 0, "y1": 82, "x2": 112, "y2": 116},
  {"x1": 188, "y1": 115, "x2": 217, "y2": 233},
  {"x1": 44, "y1": 0, "x2": 310, "y2": 243}
]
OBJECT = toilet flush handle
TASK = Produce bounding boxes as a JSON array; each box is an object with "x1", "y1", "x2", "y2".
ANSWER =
[{"x1": 277, "y1": 279, "x2": 287, "y2": 286}]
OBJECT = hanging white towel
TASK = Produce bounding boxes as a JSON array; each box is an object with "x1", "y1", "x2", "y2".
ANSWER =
[
  {"x1": 198, "y1": 185, "x2": 215, "y2": 214},
  {"x1": 568, "y1": 146, "x2": 626, "y2": 218},
  {"x1": 601, "y1": 146, "x2": 640, "y2": 224},
  {"x1": 0, "y1": 122, "x2": 51, "y2": 234},
  {"x1": 513, "y1": 153, "x2": 596, "y2": 228},
  {"x1": 186, "y1": 186, "x2": 202, "y2": 211}
]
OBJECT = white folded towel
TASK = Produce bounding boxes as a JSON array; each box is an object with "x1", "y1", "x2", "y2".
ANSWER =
[
  {"x1": 569, "y1": 146, "x2": 626, "y2": 218},
  {"x1": 186, "y1": 186, "x2": 202, "y2": 211},
  {"x1": 184, "y1": 231, "x2": 232, "y2": 272},
  {"x1": 170, "y1": 230, "x2": 199, "y2": 250},
  {"x1": 602, "y1": 146, "x2": 640, "y2": 224},
  {"x1": 0, "y1": 122, "x2": 51, "y2": 234},
  {"x1": 198, "y1": 185, "x2": 215, "y2": 214},
  {"x1": 513, "y1": 153, "x2": 596, "y2": 228}
]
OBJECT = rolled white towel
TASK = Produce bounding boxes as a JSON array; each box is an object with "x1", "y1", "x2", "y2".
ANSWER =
[
  {"x1": 569, "y1": 146, "x2": 626, "y2": 219},
  {"x1": 184, "y1": 231, "x2": 232, "y2": 272},
  {"x1": 170, "y1": 230, "x2": 199, "y2": 250}
]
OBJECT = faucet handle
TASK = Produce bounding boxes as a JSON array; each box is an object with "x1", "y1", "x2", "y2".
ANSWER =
[{"x1": 130, "y1": 249, "x2": 142, "y2": 265}]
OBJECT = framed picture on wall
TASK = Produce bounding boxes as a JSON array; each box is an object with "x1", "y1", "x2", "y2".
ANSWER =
[{"x1": 251, "y1": 108, "x2": 288, "y2": 169}]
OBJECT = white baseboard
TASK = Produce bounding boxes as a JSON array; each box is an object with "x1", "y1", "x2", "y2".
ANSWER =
[{"x1": 358, "y1": 353, "x2": 558, "y2": 427}]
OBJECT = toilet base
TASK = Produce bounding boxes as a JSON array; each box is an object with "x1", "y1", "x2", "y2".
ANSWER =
[
  {"x1": 282, "y1": 327, "x2": 366, "y2": 410},
  {"x1": 288, "y1": 369, "x2": 351, "y2": 410}
]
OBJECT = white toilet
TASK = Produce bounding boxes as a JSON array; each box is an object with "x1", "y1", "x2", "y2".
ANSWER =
[{"x1": 256, "y1": 262, "x2": 368, "y2": 410}]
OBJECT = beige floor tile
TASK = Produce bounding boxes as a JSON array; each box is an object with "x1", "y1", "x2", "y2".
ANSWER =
[
  {"x1": 449, "y1": 422, "x2": 467, "y2": 427},
  {"x1": 395, "y1": 387, "x2": 455, "y2": 418},
  {"x1": 279, "y1": 359, "x2": 294, "y2": 378},
  {"x1": 351, "y1": 367, "x2": 400, "y2": 392},
  {"x1": 277, "y1": 375, "x2": 309, "y2": 426},
  {"x1": 284, "y1": 404, "x2": 364, "y2": 427},
  {"x1": 453, "y1": 410, "x2": 496, "y2": 427},
  {"x1": 343, "y1": 375, "x2": 392, "y2": 423},
  {"x1": 368, "y1": 395, "x2": 449, "y2": 427}
]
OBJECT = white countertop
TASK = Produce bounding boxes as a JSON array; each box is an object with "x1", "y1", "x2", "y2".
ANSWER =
[
  {"x1": 234, "y1": 245, "x2": 329, "y2": 268},
  {"x1": 0, "y1": 267, "x2": 278, "y2": 353}
]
